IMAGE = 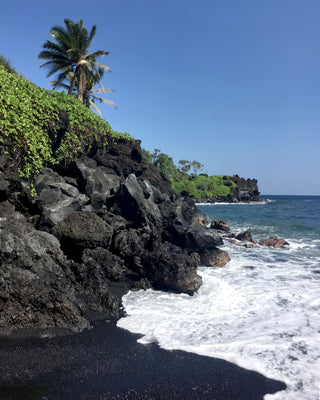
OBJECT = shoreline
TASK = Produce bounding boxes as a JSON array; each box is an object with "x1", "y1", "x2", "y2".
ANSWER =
[
  {"x1": 195, "y1": 197, "x2": 268, "y2": 205},
  {"x1": 0, "y1": 319, "x2": 286, "y2": 400}
]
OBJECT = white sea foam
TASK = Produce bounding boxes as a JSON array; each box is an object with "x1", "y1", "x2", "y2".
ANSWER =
[
  {"x1": 118, "y1": 241, "x2": 320, "y2": 400},
  {"x1": 195, "y1": 201, "x2": 269, "y2": 206}
]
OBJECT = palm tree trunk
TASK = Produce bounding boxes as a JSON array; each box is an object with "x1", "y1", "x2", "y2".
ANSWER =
[
  {"x1": 77, "y1": 66, "x2": 86, "y2": 104},
  {"x1": 68, "y1": 73, "x2": 77, "y2": 96}
]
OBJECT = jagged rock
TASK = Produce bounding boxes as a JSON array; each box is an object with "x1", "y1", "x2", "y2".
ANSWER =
[
  {"x1": 190, "y1": 252, "x2": 201, "y2": 264},
  {"x1": 96, "y1": 210, "x2": 132, "y2": 231},
  {"x1": 0, "y1": 199, "x2": 15, "y2": 218},
  {"x1": 141, "y1": 242, "x2": 202, "y2": 295},
  {"x1": 235, "y1": 229, "x2": 254, "y2": 242},
  {"x1": 259, "y1": 238, "x2": 289, "y2": 248},
  {"x1": 0, "y1": 214, "x2": 89, "y2": 334},
  {"x1": 0, "y1": 132, "x2": 231, "y2": 335},
  {"x1": 198, "y1": 248, "x2": 231, "y2": 267},
  {"x1": 182, "y1": 221, "x2": 223, "y2": 251},
  {"x1": 109, "y1": 174, "x2": 163, "y2": 232},
  {"x1": 73, "y1": 156, "x2": 121, "y2": 209},
  {"x1": 180, "y1": 197, "x2": 209, "y2": 226},
  {"x1": 52, "y1": 211, "x2": 113, "y2": 259},
  {"x1": 0, "y1": 155, "x2": 21, "y2": 201},
  {"x1": 230, "y1": 175, "x2": 261, "y2": 202},
  {"x1": 112, "y1": 227, "x2": 151, "y2": 261},
  {"x1": 35, "y1": 168, "x2": 89, "y2": 228},
  {"x1": 0, "y1": 155, "x2": 35, "y2": 215},
  {"x1": 82, "y1": 247, "x2": 126, "y2": 281},
  {"x1": 210, "y1": 220, "x2": 230, "y2": 232}
]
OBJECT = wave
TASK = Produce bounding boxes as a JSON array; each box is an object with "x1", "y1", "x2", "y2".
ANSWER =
[
  {"x1": 118, "y1": 238, "x2": 320, "y2": 400},
  {"x1": 196, "y1": 201, "x2": 269, "y2": 206}
]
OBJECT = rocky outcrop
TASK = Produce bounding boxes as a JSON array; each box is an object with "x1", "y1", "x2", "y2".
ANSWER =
[
  {"x1": 229, "y1": 175, "x2": 261, "y2": 202},
  {"x1": 0, "y1": 211, "x2": 89, "y2": 335},
  {"x1": 197, "y1": 175, "x2": 263, "y2": 203},
  {"x1": 224, "y1": 227, "x2": 289, "y2": 250},
  {"x1": 0, "y1": 127, "x2": 229, "y2": 335}
]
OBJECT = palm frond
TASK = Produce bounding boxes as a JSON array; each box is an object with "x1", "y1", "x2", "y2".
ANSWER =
[
  {"x1": 48, "y1": 80, "x2": 70, "y2": 90},
  {"x1": 94, "y1": 62, "x2": 112, "y2": 73},
  {"x1": 86, "y1": 50, "x2": 109, "y2": 59},
  {"x1": 91, "y1": 87, "x2": 115, "y2": 94},
  {"x1": 89, "y1": 99, "x2": 102, "y2": 115},
  {"x1": 91, "y1": 96, "x2": 118, "y2": 109},
  {"x1": 87, "y1": 24, "x2": 97, "y2": 47}
]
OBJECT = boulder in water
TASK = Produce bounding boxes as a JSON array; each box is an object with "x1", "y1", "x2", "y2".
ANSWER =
[
  {"x1": 259, "y1": 238, "x2": 289, "y2": 248},
  {"x1": 210, "y1": 220, "x2": 230, "y2": 232}
]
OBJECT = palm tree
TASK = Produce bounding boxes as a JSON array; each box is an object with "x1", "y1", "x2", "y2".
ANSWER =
[
  {"x1": 50, "y1": 67, "x2": 117, "y2": 115},
  {"x1": 82, "y1": 67, "x2": 118, "y2": 115},
  {"x1": 38, "y1": 19, "x2": 111, "y2": 103}
]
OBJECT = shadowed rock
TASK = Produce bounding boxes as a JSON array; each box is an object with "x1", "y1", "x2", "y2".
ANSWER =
[
  {"x1": 0, "y1": 214, "x2": 89, "y2": 335},
  {"x1": 52, "y1": 211, "x2": 113, "y2": 260},
  {"x1": 141, "y1": 242, "x2": 202, "y2": 294}
]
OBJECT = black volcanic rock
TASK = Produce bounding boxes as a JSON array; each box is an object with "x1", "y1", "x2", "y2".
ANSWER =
[
  {"x1": 0, "y1": 115, "x2": 230, "y2": 335},
  {"x1": 198, "y1": 248, "x2": 231, "y2": 267},
  {"x1": 35, "y1": 168, "x2": 90, "y2": 229},
  {"x1": 236, "y1": 228, "x2": 254, "y2": 242},
  {"x1": 0, "y1": 213, "x2": 89, "y2": 335},
  {"x1": 52, "y1": 211, "x2": 113, "y2": 259},
  {"x1": 182, "y1": 221, "x2": 223, "y2": 252},
  {"x1": 141, "y1": 242, "x2": 202, "y2": 294},
  {"x1": 109, "y1": 174, "x2": 163, "y2": 232},
  {"x1": 230, "y1": 175, "x2": 261, "y2": 202},
  {"x1": 82, "y1": 247, "x2": 126, "y2": 281},
  {"x1": 211, "y1": 220, "x2": 230, "y2": 232}
]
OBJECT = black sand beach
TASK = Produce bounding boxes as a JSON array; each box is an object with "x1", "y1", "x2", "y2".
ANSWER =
[{"x1": 0, "y1": 320, "x2": 286, "y2": 400}]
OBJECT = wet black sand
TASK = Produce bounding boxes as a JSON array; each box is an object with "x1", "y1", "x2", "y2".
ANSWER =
[{"x1": 0, "y1": 320, "x2": 286, "y2": 400}]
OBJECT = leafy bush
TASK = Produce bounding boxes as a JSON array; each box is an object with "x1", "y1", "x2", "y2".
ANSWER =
[
  {"x1": 146, "y1": 147, "x2": 237, "y2": 199},
  {"x1": 0, "y1": 65, "x2": 131, "y2": 177},
  {"x1": 153, "y1": 153, "x2": 178, "y2": 181},
  {"x1": 141, "y1": 148, "x2": 152, "y2": 164},
  {"x1": 0, "y1": 54, "x2": 18, "y2": 75},
  {"x1": 172, "y1": 174, "x2": 236, "y2": 199}
]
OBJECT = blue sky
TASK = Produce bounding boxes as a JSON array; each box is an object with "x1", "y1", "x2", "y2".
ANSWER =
[{"x1": 1, "y1": 0, "x2": 319, "y2": 195}]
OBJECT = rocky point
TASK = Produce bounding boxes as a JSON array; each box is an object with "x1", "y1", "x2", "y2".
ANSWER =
[{"x1": 0, "y1": 117, "x2": 230, "y2": 335}]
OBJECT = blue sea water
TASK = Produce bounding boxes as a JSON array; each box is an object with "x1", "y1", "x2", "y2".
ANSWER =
[{"x1": 118, "y1": 196, "x2": 320, "y2": 400}]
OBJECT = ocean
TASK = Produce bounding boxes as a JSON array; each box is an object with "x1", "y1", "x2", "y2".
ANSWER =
[{"x1": 117, "y1": 195, "x2": 320, "y2": 400}]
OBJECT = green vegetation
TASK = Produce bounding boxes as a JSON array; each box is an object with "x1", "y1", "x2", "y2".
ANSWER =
[
  {"x1": 38, "y1": 19, "x2": 115, "y2": 112},
  {"x1": 172, "y1": 174, "x2": 236, "y2": 199},
  {"x1": 143, "y1": 148, "x2": 236, "y2": 199},
  {"x1": 0, "y1": 65, "x2": 130, "y2": 178},
  {"x1": 0, "y1": 54, "x2": 18, "y2": 76}
]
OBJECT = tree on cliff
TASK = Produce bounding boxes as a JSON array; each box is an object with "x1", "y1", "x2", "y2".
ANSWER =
[
  {"x1": 48, "y1": 66, "x2": 117, "y2": 115},
  {"x1": 38, "y1": 19, "x2": 112, "y2": 105},
  {"x1": 153, "y1": 153, "x2": 179, "y2": 181}
]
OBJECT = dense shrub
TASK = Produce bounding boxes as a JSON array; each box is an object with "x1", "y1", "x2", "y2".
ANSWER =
[
  {"x1": 172, "y1": 174, "x2": 236, "y2": 199},
  {"x1": 0, "y1": 65, "x2": 131, "y2": 177}
]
